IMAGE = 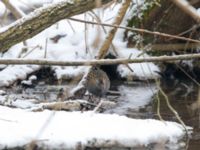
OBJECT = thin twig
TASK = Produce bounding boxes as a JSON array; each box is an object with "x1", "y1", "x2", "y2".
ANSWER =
[
  {"x1": 0, "y1": 0, "x2": 113, "y2": 53},
  {"x1": 2, "y1": 0, "x2": 28, "y2": 56},
  {"x1": 176, "y1": 64, "x2": 200, "y2": 86},
  {"x1": 89, "y1": 11, "x2": 133, "y2": 72},
  {"x1": 67, "y1": 20, "x2": 76, "y2": 34},
  {"x1": 0, "y1": 53, "x2": 200, "y2": 66},
  {"x1": 89, "y1": 11, "x2": 118, "y2": 56},
  {"x1": 69, "y1": 17, "x2": 200, "y2": 43},
  {"x1": 92, "y1": 100, "x2": 103, "y2": 113},
  {"x1": 22, "y1": 45, "x2": 41, "y2": 58},
  {"x1": 71, "y1": 0, "x2": 132, "y2": 97},
  {"x1": 44, "y1": 38, "x2": 48, "y2": 58},
  {"x1": 156, "y1": 80, "x2": 188, "y2": 135},
  {"x1": 2, "y1": 0, "x2": 25, "y2": 18},
  {"x1": 97, "y1": 0, "x2": 132, "y2": 59},
  {"x1": 84, "y1": 13, "x2": 89, "y2": 54},
  {"x1": 156, "y1": 90, "x2": 164, "y2": 121},
  {"x1": 27, "y1": 112, "x2": 55, "y2": 150}
]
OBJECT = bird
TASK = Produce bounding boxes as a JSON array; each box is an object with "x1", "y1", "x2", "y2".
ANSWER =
[{"x1": 85, "y1": 66, "x2": 110, "y2": 99}]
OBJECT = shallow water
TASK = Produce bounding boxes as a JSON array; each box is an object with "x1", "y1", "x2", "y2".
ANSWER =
[
  {"x1": 159, "y1": 79, "x2": 200, "y2": 150},
  {"x1": 108, "y1": 79, "x2": 200, "y2": 150},
  {"x1": 1, "y1": 79, "x2": 200, "y2": 149}
]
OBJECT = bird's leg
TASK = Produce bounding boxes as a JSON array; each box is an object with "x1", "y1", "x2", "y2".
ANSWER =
[
  {"x1": 88, "y1": 94, "x2": 92, "y2": 101},
  {"x1": 88, "y1": 94, "x2": 96, "y2": 103},
  {"x1": 88, "y1": 93, "x2": 93, "y2": 102}
]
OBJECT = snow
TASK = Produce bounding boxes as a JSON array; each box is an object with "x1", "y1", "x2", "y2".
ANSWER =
[
  {"x1": 0, "y1": 106, "x2": 186, "y2": 149},
  {"x1": 117, "y1": 48, "x2": 160, "y2": 80},
  {"x1": 0, "y1": 2, "x2": 6, "y2": 17},
  {"x1": 0, "y1": 0, "x2": 160, "y2": 86},
  {"x1": 21, "y1": 75, "x2": 37, "y2": 86},
  {"x1": 0, "y1": 65, "x2": 40, "y2": 87},
  {"x1": 106, "y1": 83, "x2": 157, "y2": 115},
  {"x1": 0, "y1": 1, "x2": 188, "y2": 149}
]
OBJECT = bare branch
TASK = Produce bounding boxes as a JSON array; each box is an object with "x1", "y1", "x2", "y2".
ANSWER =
[
  {"x1": 171, "y1": 0, "x2": 200, "y2": 23},
  {"x1": 69, "y1": 18, "x2": 200, "y2": 43},
  {"x1": 1, "y1": 0, "x2": 25, "y2": 19},
  {"x1": 156, "y1": 80, "x2": 188, "y2": 135},
  {"x1": 0, "y1": 53, "x2": 200, "y2": 66},
  {"x1": 97, "y1": 0, "x2": 132, "y2": 59}
]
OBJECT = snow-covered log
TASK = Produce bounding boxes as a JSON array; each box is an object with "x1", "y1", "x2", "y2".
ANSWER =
[{"x1": 0, "y1": 0, "x2": 112, "y2": 52}]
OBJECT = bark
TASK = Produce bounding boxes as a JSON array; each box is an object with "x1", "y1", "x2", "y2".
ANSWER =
[
  {"x1": 0, "y1": 53, "x2": 200, "y2": 66},
  {"x1": 32, "y1": 100, "x2": 93, "y2": 112},
  {"x1": 0, "y1": 0, "x2": 112, "y2": 52},
  {"x1": 97, "y1": 0, "x2": 132, "y2": 59}
]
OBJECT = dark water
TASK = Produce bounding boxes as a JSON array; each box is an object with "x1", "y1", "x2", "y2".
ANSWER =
[
  {"x1": 105, "y1": 79, "x2": 200, "y2": 150},
  {"x1": 159, "y1": 79, "x2": 200, "y2": 150},
  {"x1": 129, "y1": 80, "x2": 200, "y2": 150}
]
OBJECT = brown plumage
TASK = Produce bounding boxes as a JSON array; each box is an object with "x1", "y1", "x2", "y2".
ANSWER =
[{"x1": 85, "y1": 66, "x2": 110, "y2": 97}]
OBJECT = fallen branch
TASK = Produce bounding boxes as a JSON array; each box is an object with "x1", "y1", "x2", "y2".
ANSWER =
[
  {"x1": 0, "y1": 0, "x2": 112, "y2": 52},
  {"x1": 32, "y1": 100, "x2": 93, "y2": 112},
  {"x1": 0, "y1": 53, "x2": 199, "y2": 66},
  {"x1": 31, "y1": 100, "x2": 116, "y2": 112}
]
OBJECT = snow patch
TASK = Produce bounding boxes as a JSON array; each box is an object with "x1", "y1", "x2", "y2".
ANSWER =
[{"x1": 0, "y1": 106, "x2": 186, "y2": 149}]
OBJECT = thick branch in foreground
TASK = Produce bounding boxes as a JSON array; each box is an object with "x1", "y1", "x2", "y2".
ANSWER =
[
  {"x1": 171, "y1": 0, "x2": 200, "y2": 23},
  {"x1": 0, "y1": 0, "x2": 112, "y2": 52},
  {"x1": 1, "y1": 53, "x2": 200, "y2": 66}
]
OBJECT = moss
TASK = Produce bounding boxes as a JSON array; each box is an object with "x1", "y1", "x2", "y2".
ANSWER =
[{"x1": 125, "y1": 0, "x2": 160, "y2": 45}]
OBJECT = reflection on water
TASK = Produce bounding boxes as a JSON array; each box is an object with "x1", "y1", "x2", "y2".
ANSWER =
[
  {"x1": 159, "y1": 79, "x2": 200, "y2": 150},
  {"x1": 106, "y1": 79, "x2": 200, "y2": 150},
  {"x1": 2, "y1": 79, "x2": 200, "y2": 149},
  {"x1": 106, "y1": 82, "x2": 157, "y2": 119}
]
